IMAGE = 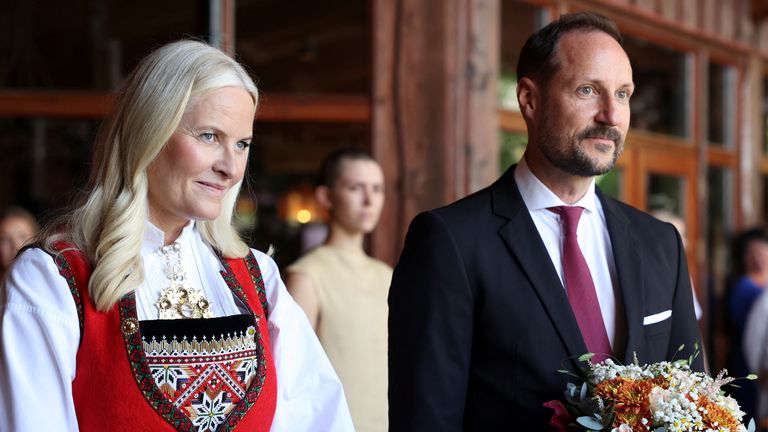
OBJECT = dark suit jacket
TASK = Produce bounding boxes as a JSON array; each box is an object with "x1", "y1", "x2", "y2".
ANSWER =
[{"x1": 388, "y1": 165, "x2": 703, "y2": 431}]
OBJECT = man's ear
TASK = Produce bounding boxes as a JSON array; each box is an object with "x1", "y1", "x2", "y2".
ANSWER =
[
  {"x1": 315, "y1": 185, "x2": 332, "y2": 209},
  {"x1": 517, "y1": 77, "x2": 538, "y2": 120}
]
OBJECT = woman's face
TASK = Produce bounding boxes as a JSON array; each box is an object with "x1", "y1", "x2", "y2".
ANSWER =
[
  {"x1": 147, "y1": 87, "x2": 255, "y2": 234},
  {"x1": 326, "y1": 159, "x2": 385, "y2": 235},
  {"x1": 0, "y1": 216, "x2": 37, "y2": 270}
]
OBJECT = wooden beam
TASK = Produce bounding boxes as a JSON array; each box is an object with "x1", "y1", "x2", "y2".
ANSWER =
[
  {"x1": 0, "y1": 91, "x2": 370, "y2": 122},
  {"x1": 258, "y1": 94, "x2": 370, "y2": 122},
  {"x1": 0, "y1": 91, "x2": 114, "y2": 118}
]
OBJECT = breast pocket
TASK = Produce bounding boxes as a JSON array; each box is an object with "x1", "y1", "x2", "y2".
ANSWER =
[
  {"x1": 643, "y1": 311, "x2": 673, "y2": 359},
  {"x1": 644, "y1": 318, "x2": 672, "y2": 337}
]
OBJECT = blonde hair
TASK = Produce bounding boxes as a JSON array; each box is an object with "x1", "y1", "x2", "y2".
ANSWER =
[{"x1": 43, "y1": 40, "x2": 258, "y2": 311}]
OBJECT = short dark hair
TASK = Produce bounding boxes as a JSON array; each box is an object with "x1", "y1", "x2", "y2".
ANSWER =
[
  {"x1": 317, "y1": 148, "x2": 377, "y2": 188},
  {"x1": 516, "y1": 12, "x2": 623, "y2": 85}
]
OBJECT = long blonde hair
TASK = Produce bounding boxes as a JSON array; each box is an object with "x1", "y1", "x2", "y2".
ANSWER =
[{"x1": 43, "y1": 40, "x2": 259, "y2": 311}]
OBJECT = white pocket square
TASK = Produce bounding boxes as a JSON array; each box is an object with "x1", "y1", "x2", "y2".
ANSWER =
[{"x1": 643, "y1": 310, "x2": 672, "y2": 325}]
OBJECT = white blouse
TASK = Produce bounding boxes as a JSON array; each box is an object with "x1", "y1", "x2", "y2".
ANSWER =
[{"x1": 0, "y1": 222, "x2": 354, "y2": 431}]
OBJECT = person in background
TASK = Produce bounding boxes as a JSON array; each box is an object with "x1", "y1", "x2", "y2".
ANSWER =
[
  {"x1": 388, "y1": 12, "x2": 702, "y2": 430},
  {"x1": 649, "y1": 209, "x2": 703, "y2": 321},
  {"x1": 285, "y1": 148, "x2": 391, "y2": 432},
  {"x1": 0, "y1": 207, "x2": 39, "y2": 281},
  {"x1": 743, "y1": 263, "x2": 768, "y2": 431},
  {"x1": 726, "y1": 227, "x2": 768, "y2": 423},
  {"x1": 0, "y1": 40, "x2": 353, "y2": 431}
]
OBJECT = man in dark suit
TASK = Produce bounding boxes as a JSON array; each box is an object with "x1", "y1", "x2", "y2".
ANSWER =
[{"x1": 388, "y1": 12, "x2": 703, "y2": 431}]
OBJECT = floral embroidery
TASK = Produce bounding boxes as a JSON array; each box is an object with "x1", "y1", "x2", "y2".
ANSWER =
[
  {"x1": 190, "y1": 391, "x2": 229, "y2": 431},
  {"x1": 119, "y1": 295, "x2": 194, "y2": 430},
  {"x1": 116, "y1": 257, "x2": 270, "y2": 431}
]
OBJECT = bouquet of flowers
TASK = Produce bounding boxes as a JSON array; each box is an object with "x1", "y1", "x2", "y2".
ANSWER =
[{"x1": 544, "y1": 347, "x2": 756, "y2": 432}]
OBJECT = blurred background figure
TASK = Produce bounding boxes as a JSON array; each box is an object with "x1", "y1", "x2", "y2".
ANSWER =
[
  {"x1": 725, "y1": 227, "x2": 768, "y2": 422},
  {"x1": 0, "y1": 207, "x2": 39, "y2": 281},
  {"x1": 744, "y1": 275, "x2": 768, "y2": 431},
  {"x1": 285, "y1": 148, "x2": 391, "y2": 432},
  {"x1": 650, "y1": 209, "x2": 702, "y2": 321}
]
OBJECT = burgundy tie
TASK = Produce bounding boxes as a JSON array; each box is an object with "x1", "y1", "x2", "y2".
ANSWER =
[{"x1": 550, "y1": 206, "x2": 612, "y2": 363}]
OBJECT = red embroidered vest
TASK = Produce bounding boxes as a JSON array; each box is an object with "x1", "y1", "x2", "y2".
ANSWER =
[{"x1": 51, "y1": 244, "x2": 277, "y2": 431}]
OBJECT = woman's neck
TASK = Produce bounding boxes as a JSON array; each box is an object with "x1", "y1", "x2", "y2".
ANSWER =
[
  {"x1": 148, "y1": 215, "x2": 189, "y2": 246},
  {"x1": 324, "y1": 224, "x2": 365, "y2": 252}
]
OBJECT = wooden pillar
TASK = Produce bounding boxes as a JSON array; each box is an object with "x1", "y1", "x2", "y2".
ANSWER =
[
  {"x1": 371, "y1": 0, "x2": 499, "y2": 266},
  {"x1": 741, "y1": 55, "x2": 762, "y2": 227},
  {"x1": 209, "y1": 0, "x2": 235, "y2": 56}
]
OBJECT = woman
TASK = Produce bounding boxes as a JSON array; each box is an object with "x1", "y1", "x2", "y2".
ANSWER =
[
  {"x1": 286, "y1": 149, "x2": 391, "y2": 432},
  {"x1": 0, "y1": 40, "x2": 353, "y2": 431},
  {"x1": 0, "y1": 206, "x2": 39, "y2": 281}
]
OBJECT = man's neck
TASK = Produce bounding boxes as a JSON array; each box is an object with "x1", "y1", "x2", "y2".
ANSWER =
[{"x1": 523, "y1": 152, "x2": 593, "y2": 205}]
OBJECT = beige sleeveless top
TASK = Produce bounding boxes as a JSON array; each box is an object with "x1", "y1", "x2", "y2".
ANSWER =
[{"x1": 287, "y1": 245, "x2": 392, "y2": 432}]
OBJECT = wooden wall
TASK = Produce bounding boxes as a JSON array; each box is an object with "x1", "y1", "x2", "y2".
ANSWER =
[{"x1": 371, "y1": 0, "x2": 499, "y2": 265}]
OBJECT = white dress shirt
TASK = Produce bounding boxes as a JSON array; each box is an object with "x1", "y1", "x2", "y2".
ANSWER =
[
  {"x1": 0, "y1": 221, "x2": 354, "y2": 431},
  {"x1": 514, "y1": 157, "x2": 621, "y2": 349}
]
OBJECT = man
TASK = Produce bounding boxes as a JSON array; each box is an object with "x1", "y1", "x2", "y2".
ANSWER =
[
  {"x1": 286, "y1": 149, "x2": 392, "y2": 432},
  {"x1": 388, "y1": 12, "x2": 702, "y2": 430}
]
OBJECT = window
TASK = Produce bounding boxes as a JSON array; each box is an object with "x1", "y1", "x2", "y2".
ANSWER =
[
  {"x1": 499, "y1": 3, "x2": 549, "y2": 111},
  {"x1": 708, "y1": 62, "x2": 736, "y2": 148},
  {"x1": 706, "y1": 167, "x2": 734, "y2": 299},
  {"x1": 648, "y1": 174, "x2": 685, "y2": 216},
  {"x1": 499, "y1": 131, "x2": 526, "y2": 171},
  {"x1": 623, "y1": 36, "x2": 691, "y2": 138}
]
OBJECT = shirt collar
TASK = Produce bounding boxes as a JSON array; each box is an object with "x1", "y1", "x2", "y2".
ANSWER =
[
  {"x1": 142, "y1": 220, "x2": 197, "y2": 255},
  {"x1": 513, "y1": 155, "x2": 598, "y2": 214}
]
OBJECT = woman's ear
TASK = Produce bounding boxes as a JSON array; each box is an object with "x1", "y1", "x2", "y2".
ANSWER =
[
  {"x1": 315, "y1": 185, "x2": 332, "y2": 209},
  {"x1": 517, "y1": 76, "x2": 538, "y2": 120}
]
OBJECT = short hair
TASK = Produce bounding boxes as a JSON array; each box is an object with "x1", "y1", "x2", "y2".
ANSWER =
[
  {"x1": 732, "y1": 228, "x2": 768, "y2": 269},
  {"x1": 516, "y1": 12, "x2": 623, "y2": 85},
  {"x1": 317, "y1": 148, "x2": 377, "y2": 188}
]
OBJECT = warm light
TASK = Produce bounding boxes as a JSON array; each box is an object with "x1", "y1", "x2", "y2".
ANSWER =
[{"x1": 296, "y1": 209, "x2": 312, "y2": 224}]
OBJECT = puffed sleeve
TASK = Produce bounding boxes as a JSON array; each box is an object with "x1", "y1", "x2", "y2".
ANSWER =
[
  {"x1": 251, "y1": 249, "x2": 354, "y2": 432},
  {"x1": 0, "y1": 248, "x2": 80, "y2": 431}
]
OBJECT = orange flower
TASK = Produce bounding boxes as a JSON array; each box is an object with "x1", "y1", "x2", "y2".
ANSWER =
[
  {"x1": 699, "y1": 395, "x2": 741, "y2": 431},
  {"x1": 594, "y1": 377, "x2": 667, "y2": 431}
]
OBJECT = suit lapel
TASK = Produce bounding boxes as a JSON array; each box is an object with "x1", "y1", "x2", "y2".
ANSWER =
[
  {"x1": 492, "y1": 166, "x2": 589, "y2": 365},
  {"x1": 598, "y1": 192, "x2": 645, "y2": 364}
]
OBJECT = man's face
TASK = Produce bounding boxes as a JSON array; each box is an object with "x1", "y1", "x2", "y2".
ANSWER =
[{"x1": 532, "y1": 30, "x2": 634, "y2": 177}]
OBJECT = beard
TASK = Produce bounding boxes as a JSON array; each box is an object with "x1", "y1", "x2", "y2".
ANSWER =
[{"x1": 537, "y1": 123, "x2": 624, "y2": 177}]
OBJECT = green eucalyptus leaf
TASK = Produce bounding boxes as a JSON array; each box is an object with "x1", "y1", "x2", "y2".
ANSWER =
[{"x1": 576, "y1": 416, "x2": 604, "y2": 430}]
